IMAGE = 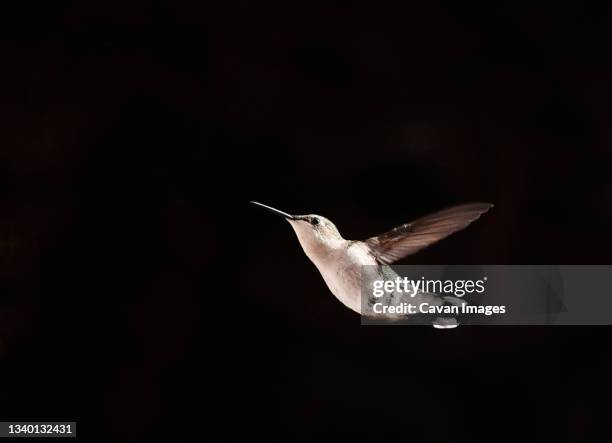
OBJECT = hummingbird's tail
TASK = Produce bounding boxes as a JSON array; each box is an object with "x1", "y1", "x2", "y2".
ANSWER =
[{"x1": 432, "y1": 296, "x2": 467, "y2": 329}]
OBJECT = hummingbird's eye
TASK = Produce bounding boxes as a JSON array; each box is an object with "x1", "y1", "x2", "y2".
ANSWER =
[{"x1": 311, "y1": 217, "x2": 319, "y2": 226}]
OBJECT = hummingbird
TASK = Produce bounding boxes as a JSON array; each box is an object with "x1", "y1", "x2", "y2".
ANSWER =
[{"x1": 250, "y1": 201, "x2": 493, "y2": 327}]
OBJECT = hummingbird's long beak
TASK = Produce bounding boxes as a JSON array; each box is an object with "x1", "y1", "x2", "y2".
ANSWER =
[{"x1": 250, "y1": 201, "x2": 295, "y2": 220}]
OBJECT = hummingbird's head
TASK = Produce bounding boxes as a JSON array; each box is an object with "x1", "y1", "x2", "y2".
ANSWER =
[{"x1": 250, "y1": 201, "x2": 344, "y2": 259}]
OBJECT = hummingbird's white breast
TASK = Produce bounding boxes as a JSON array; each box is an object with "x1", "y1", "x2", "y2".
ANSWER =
[
  {"x1": 287, "y1": 217, "x2": 377, "y2": 314},
  {"x1": 309, "y1": 241, "x2": 376, "y2": 314}
]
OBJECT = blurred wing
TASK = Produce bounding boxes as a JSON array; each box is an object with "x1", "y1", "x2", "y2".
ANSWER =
[{"x1": 365, "y1": 203, "x2": 493, "y2": 264}]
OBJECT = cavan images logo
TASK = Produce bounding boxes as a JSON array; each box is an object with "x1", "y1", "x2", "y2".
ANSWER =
[{"x1": 370, "y1": 276, "x2": 507, "y2": 316}]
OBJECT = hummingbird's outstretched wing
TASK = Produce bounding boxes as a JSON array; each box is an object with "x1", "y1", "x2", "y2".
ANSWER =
[{"x1": 365, "y1": 203, "x2": 493, "y2": 264}]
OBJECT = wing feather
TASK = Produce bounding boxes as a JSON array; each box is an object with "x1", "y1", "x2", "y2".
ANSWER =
[{"x1": 365, "y1": 203, "x2": 493, "y2": 264}]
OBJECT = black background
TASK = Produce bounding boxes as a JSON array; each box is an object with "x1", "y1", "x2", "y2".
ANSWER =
[{"x1": 1, "y1": 2, "x2": 611, "y2": 441}]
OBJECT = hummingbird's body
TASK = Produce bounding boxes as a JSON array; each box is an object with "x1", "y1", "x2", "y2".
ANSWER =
[
  {"x1": 251, "y1": 201, "x2": 493, "y2": 326},
  {"x1": 303, "y1": 239, "x2": 373, "y2": 314}
]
